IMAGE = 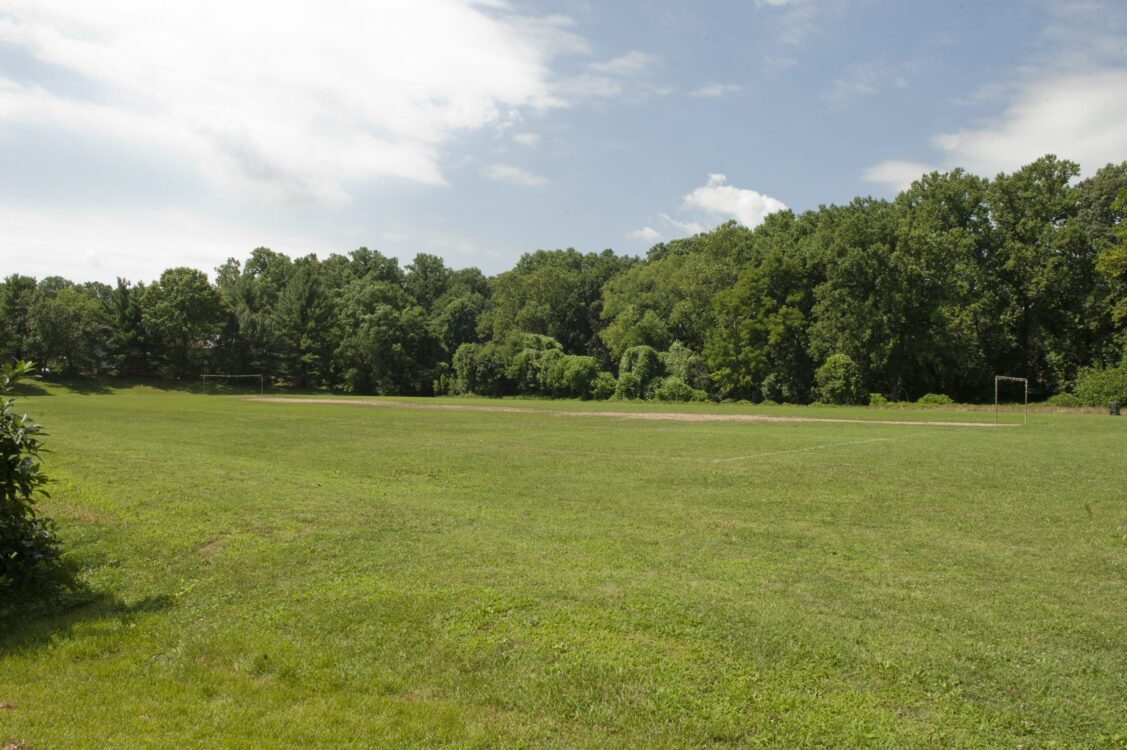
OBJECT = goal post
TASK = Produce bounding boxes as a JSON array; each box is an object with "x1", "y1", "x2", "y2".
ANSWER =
[
  {"x1": 202, "y1": 373, "x2": 264, "y2": 394},
  {"x1": 994, "y1": 375, "x2": 1028, "y2": 425}
]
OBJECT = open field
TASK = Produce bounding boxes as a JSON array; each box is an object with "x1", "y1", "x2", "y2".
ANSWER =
[{"x1": 2, "y1": 383, "x2": 1125, "y2": 748}]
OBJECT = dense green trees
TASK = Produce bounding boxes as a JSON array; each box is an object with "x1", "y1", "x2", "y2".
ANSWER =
[
  {"x1": 0, "y1": 275, "x2": 37, "y2": 363},
  {"x1": 1094, "y1": 189, "x2": 1127, "y2": 343},
  {"x1": 600, "y1": 222, "x2": 753, "y2": 359},
  {"x1": 143, "y1": 267, "x2": 226, "y2": 378},
  {"x1": 2, "y1": 154, "x2": 1124, "y2": 402},
  {"x1": 485, "y1": 248, "x2": 635, "y2": 367},
  {"x1": 706, "y1": 212, "x2": 815, "y2": 401}
]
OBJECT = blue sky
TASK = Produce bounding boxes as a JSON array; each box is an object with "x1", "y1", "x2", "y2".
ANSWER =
[{"x1": 1, "y1": 0, "x2": 1125, "y2": 283}]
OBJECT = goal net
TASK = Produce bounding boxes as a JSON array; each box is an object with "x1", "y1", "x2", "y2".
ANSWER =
[
  {"x1": 202, "y1": 373, "x2": 264, "y2": 394},
  {"x1": 994, "y1": 375, "x2": 1028, "y2": 425}
]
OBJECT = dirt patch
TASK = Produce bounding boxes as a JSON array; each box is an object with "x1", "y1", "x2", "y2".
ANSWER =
[
  {"x1": 249, "y1": 397, "x2": 1013, "y2": 428},
  {"x1": 62, "y1": 505, "x2": 113, "y2": 525},
  {"x1": 195, "y1": 537, "x2": 227, "y2": 558}
]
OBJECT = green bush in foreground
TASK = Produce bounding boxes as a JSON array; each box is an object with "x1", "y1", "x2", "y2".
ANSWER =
[
  {"x1": 917, "y1": 393, "x2": 954, "y2": 406},
  {"x1": 1, "y1": 362, "x2": 64, "y2": 599}
]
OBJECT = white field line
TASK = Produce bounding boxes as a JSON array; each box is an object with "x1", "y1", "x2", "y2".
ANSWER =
[
  {"x1": 248, "y1": 397, "x2": 1014, "y2": 428},
  {"x1": 711, "y1": 436, "x2": 900, "y2": 464}
]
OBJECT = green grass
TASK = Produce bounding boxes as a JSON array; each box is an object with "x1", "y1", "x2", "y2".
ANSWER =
[{"x1": 2, "y1": 383, "x2": 1125, "y2": 748}]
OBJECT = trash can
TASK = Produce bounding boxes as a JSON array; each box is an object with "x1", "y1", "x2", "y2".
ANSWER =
[{"x1": 1110, "y1": 401, "x2": 1121, "y2": 416}]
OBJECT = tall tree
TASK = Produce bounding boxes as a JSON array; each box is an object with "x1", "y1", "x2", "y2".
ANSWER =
[
  {"x1": 1080, "y1": 167, "x2": 1127, "y2": 363},
  {"x1": 28, "y1": 286, "x2": 109, "y2": 374},
  {"x1": 486, "y1": 248, "x2": 634, "y2": 359},
  {"x1": 406, "y1": 253, "x2": 452, "y2": 313},
  {"x1": 986, "y1": 155, "x2": 1088, "y2": 390},
  {"x1": 273, "y1": 256, "x2": 333, "y2": 387},
  {"x1": 706, "y1": 218, "x2": 816, "y2": 401},
  {"x1": 1097, "y1": 190, "x2": 1127, "y2": 340},
  {"x1": 212, "y1": 248, "x2": 294, "y2": 376},
  {"x1": 601, "y1": 222, "x2": 753, "y2": 361},
  {"x1": 107, "y1": 279, "x2": 152, "y2": 375},
  {"x1": 0, "y1": 275, "x2": 38, "y2": 363},
  {"x1": 143, "y1": 268, "x2": 225, "y2": 377}
]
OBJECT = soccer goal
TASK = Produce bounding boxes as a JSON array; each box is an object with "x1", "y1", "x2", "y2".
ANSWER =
[
  {"x1": 994, "y1": 375, "x2": 1028, "y2": 425},
  {"x1": 202, "y1": 373, "x2": 264, "y2": 394}
]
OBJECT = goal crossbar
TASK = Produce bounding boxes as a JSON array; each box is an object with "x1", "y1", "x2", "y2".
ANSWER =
[
  {"x1": 202, "y1": 373, "x2": 264, "y2": 394},
  {"x1": 994, "y1": 375, "x2": 1028, "y2": 425}
]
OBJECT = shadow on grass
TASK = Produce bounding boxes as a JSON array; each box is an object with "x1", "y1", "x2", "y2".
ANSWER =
[
  {"x1": 8, "y1": 380, "x2": 52, "y2": 397},
  {"x1": 34, "y1": 375, "x2": 337, "y2": 398},
  {"x1": 0, "y1": 590, "x2": 174, "y2": 656},
  {"x1": 36, "y1": 376, "x2": 114, "y2": 395}
]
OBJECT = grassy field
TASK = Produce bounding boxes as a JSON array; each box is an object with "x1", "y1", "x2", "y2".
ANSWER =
[{"x1": 1, "y1": 382, "x2": 1125, "y2": 748}]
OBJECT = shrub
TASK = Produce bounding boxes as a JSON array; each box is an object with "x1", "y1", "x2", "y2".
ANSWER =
[
  {"x1": 868, "y1": 392, "x2": 888, "y2": 406},
  {"x1": 652, "y1": 377, "x2": 708, "y2": 402},
  {"x1": 1, "y1": 362, "x2": 65, "y2": 599},
  {"x1": 591, "y1": 371, "x2": 617, "y2": 401},
  {"x1": 1044, "y1": 392, "x2": 1082, "y2": 407},
  {"x1": 660, "y1": 342, "x2": 709, "y2": 391},
  {"x1": 545, "y1": 355, "x2": 600, "y2": 399},
  {"x1": 814, "y1": 354, "x2": 867, "y2": 405},
  {"x1": 619, "y1": 345, "x2": 664, "y2": 394},
  {"x1": 652, "y1": 376, "x2": 693, "y2": 402},
  {"x1": 507, "y1": 348, "x2": 549, "y2": 395},
  {"x1": 615, "y1": 371, "x2": 642, "y2": 400},
  {"x1": 452, "y1": 342, "x2": 513, "y2": 397},
  {"x1": 916, "y1": 393, "x2": 954, "y2": 406},
  {"x1": 535, "y1": 349, "x2": 566, "y2": 394},
  {"x1": 760, "y1": 372, "x2": 792, "y2": 404},
  {"x1": 1073, "y1": 364, "x2": 1127, "y2": 406}
]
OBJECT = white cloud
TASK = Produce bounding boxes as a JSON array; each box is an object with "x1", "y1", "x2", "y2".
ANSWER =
[
  {"x1": 556, "y1": 50, "x2": 665, "y2": 100},
  {"x1": 682, "y1": 174, "x2": 788, "y2": 228},
  {"x1": 587, "y1": 50, "x2": 656, "y2": 76},
  {"x1": 865, "y1": 69, "x2": 1127, "y2": 188},
  {"x1": 658, "y1": 213, "x2": 706, "y2": 236},
  {"x1": 0, "y1": 1, "x2": 594, "y2": 207},
  {"x1": 824, "y1": 62, "x2": 913, "y2": 108},
  {"x1": 482, "y1": 163, "x2": 549, "y2": 187},
  {"x1": 764, "y1": 55, "x2": 799, "y2": 71},
  {"x1": 824, "y1": 64, "x2": 882, "y2": 106},
  {"x1": 513, "y1": 132, "x2": 541, "y2": 147},
  {"x1": 0, "y1": 206, "x2": 326, "y2": 284},
  {"x1": 754, "y1": 0, "x2": 818, "y2": 46},
  {"x1": 863, "y1": 0, "x2": 1127, "y2": 191},
  {"x1": 930, "y1": 69, "x2": 1127, "y2": 177},
  {"x1": 628, "y1": 226, "x2": 663, "y2": 242},
  {"x1": 630, "y1": 176, "x2": 786, "y2": 244},
  {"x1": 862, "y1": 160, "x2": 936, "y2": 193},
  {"x1": 689, "y1": 83, "x2": 743, "y2": 98}
]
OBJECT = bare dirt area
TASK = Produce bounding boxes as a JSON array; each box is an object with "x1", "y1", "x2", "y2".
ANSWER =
[{"x1": 248, "y1": 397, "x2": 1013, "y2": 427}]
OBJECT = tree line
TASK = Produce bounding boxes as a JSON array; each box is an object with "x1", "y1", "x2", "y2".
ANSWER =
[{"x1": 3, "y1": 154, "x2": 1126, "y2": 404}]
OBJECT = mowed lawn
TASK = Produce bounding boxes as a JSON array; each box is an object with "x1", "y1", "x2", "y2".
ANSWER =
[{"x1": 2, "y1": 384, "x2": 1125, "y2": 749}]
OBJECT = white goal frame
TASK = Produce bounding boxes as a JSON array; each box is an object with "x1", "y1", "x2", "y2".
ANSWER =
[
  {"x1": 994, "y1": 375, "x2": 1028, "y2": 425},
  {"x1": 202, "y1": 373, "x2": 264, "y2": 394}
]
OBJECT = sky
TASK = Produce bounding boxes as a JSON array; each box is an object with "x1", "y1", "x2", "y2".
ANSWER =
[{"x1": 1, "y1": 0, "x2": 1126, "y2": 284}]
